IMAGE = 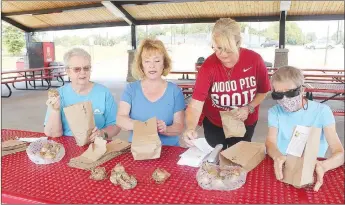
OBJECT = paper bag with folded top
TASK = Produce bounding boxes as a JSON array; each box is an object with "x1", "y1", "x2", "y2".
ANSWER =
[
  {"x1": 68, "y1": 138, "x2": 131, "y2": 170},
  {"x1": 282, "y1": 126, "x2": 321, "y2": 188},
  {"x1": 2, "y1": 140, "x2": 28, "y2": 156},
  {"x1": 219, "y1": 141, "x2": 266, "y2": 172},
  {"x1": 220, "y1": 110, "x2": 246, "y2": 138},
  {"x1": 63, "y1": 101, "x2": 95, "y2": 146},
  {"x1": 131, "y1": 117, "x2": 162, "y2": 160}
]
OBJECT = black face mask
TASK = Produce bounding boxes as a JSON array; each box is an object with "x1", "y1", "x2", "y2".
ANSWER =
[{"x1": 271, "y1": 86, "x2": 302, "y2": 100}]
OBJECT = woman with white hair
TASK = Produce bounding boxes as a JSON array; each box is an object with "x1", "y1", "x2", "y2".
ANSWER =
[
  {"x1": 183, "y1": 18, "x2": 271, "y2": 149},
  {"x1": 44, "y1": 48, "x2": 121, "y2": 141},
  {"x1": 265, "y1": 66, "x2": 344, "y2": 192}
]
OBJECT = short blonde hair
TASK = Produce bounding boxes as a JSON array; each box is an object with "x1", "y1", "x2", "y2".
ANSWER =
[
  {"x1": 271, "y1": 66, "x2": 305, "y2": 88},
  {"x1": 212, "y1": 18, "x2": 242, "y2": 55},
  {"x1": 63, "y1": 48, "x2": 91, "y2": 67},
  {"x1": 132, "y1": 39, "x2": 172, "y2": 80}
]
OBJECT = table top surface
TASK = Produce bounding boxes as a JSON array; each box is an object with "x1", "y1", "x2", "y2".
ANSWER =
[
  {"x1": 1, "y1": 129, "x2": 344, "y2": 204},
  {"x1": 267, "y1": 68, "x2": 344, "y2": 73},
  {"x1": 170, "y1": 71, "x2": 198, "y2": 74},
  {"x1": 176, "y1": 82, "x2": 344, "y2": 92},
  {"x1": 1, "y1": 66, "x2": 65, "y2": 75}
]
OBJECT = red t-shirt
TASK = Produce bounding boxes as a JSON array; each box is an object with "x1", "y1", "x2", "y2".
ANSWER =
[{"x1": 192, "y1": 48, "x2": 271, "y2": 127}]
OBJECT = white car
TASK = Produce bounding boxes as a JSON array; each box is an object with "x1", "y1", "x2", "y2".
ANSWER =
[{"x1": 305, "y1": 39, "x2": 336, "y2": 49}]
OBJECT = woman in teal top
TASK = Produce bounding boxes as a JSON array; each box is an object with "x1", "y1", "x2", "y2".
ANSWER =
[
  {"x1": 44, "y1": 48, "x2": 121, "y2": 141},
  {"x1": 117, "y1": 39, "x2": 185, "y2": 146},
  {"x1": 265, "y1": 66, "x2": 344, "y2": 192}
]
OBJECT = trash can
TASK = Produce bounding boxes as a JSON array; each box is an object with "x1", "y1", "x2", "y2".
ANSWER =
[
  {"x1": 16, "y1": 57, "x2": 25, "y2": 70},
  {"x1": 195, "y1": 57, "x2": 205, "y2": 71}
]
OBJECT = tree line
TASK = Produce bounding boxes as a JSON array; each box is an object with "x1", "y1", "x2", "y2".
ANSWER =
[{"x1": 2, "y1": 22, "x2": 344, "y2": 55}]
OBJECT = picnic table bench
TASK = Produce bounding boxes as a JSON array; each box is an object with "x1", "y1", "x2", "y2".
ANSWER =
[{"x1": 1, "y1": 66, "x2": 67, "y2": 98}]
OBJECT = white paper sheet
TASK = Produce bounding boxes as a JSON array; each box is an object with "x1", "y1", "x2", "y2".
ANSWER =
[
  {"x1": 191, "y1": 138, "x2": 214, "y2": 154},
  {"x1": 177, "y1": 138, "x2": 214, "y2": 168},
  {"x1": 286, "y1": 125, "x2": 310, "y2": 157}
]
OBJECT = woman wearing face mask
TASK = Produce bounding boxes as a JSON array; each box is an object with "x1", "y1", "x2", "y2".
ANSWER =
[
  {"x1": 183, "y1": 18, "x2": 271, "y2": 149},
  {"x1": 44, "y1": 48, "x2": 121, "y2": 141},
  {"x1": 117, "y1": 39, "x2": 185, "y2": 146},
  {"x1": 265, "y1": 66, "x2": 344, "y2": 192}
]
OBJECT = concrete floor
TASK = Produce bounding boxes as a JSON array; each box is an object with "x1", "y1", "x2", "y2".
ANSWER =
[{"x1": 2, "y1": 79, "x2": 344, "y2": 157}]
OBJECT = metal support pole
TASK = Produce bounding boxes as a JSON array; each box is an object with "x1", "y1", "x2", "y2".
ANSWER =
[
  {"x1": 279, "y1": 11, "x2": 286, "y2": 49},
  {"x1": 131, "y1": 24, "x2": 136, "y2": 50}
]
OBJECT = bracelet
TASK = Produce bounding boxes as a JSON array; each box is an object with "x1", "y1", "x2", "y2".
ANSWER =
[
  {"x1": 102, "y1": 131, "x2": 109, "y2": 140},
  {"x1": 245, "y1": 104, "x2": 255, "y2": 114}
]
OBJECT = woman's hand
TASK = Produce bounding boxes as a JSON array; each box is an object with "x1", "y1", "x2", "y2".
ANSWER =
[
  {"x1": 157, "y1": 120, "x2": 167, "y2": 133},
  {"x1": 273, "y1": 155, "x2": 287, "y2": 180},
  {"x1": 314, "y1": 161, "x2": 326, "y2": 192},
  {"x1": 46, "y1": 96, "x2": 60, "y2": 111},
  {"x1": 183, "y1": 129, "x2": 198, "y2": 147},
  {"x1": 232, "y1": 106, "x2": 249, "y2": 121},
  {"x1": 89, "y1": 127, "x2": 104, "y2": 142}
]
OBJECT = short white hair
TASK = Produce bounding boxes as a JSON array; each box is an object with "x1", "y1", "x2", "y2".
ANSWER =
[
  {"x1": 271, "y1": 66, "x2": 305, "y2": 88},
  {"x1": 63, "y1": 48, "x2": 91, "y2": 67}
]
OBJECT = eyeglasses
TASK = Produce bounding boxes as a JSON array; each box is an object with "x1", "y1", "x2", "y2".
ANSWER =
[
  {"x1": 271, "y1": 86, "x2": 302, "y2": 100},
  {"x1": 68, "y1": 66, "x2": 91, "y2": 73}
]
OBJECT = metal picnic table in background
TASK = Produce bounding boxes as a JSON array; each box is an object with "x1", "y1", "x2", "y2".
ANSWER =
[
  {"x1": 267, "y1": 68, "x2": 345, "y2": 83},
  {"x1": 1, "y1": 66, "x2": 67, "y2": 98},
  {"x1": 1, "y1": 129, "x2": 344, "y2": 204},
  {"x1": 170, "y1": 71, "x2": 198, "y2": 80}
]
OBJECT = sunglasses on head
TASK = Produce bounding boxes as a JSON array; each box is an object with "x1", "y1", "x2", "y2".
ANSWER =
[
  {"x1": 271, "y1": 86, "x2": 302, "y2": 100},
  {"x1": 68, "y1": 66, "x2": 91, "y2": 73}
]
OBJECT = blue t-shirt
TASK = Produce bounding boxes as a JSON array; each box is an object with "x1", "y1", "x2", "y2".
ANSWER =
[
  {"x1": 268, "y1": 100, "x2": 335, "y2": 157},
  {"x1": 44, "y1": 83, "x2": 118, "y2": 136},
  {"x1": 121, "y1": 80, "x2": 186, "y2": 146}
]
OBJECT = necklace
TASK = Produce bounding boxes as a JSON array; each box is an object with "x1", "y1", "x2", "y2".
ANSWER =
[{"x1": 222, "y1": 63, "x2": 235, "y2": 81}]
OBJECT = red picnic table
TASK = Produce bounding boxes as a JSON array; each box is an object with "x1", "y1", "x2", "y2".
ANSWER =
[
  {"x1": 267, "y1": 68, "x2": 345, "y2": 83},
  {"x1": 1, "y1": 66, "x2": 67, "y2": 98},
  {"x1": 170, "y1": 71, "x2": 198, "y2": 80},
  {"x1": 267, "y1": 68, "x2": 344, "y2": 73},
  {"x1": 304, "y1": 83, "x2": 345, "y2": 101},
  {"x1": 1, "y1": 129, "x2": 344, "y2": 204}
]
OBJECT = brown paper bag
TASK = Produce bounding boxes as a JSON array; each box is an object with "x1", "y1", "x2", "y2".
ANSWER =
[
  {"x1": 219, "y1": 141, "x2": 266, "y2": 172},
  {"x1": 68, "y1": 139, "x2": 131, "y2": 170},
  {"x1": 2, "y1": 140, "x2": 27, "y2": 151},
  {"x1": 282, "y1": 127, "x2": 321, "y2": 188},
  {"x1": 80, "y1": 137, "x2": 107, "y2": 163},
  {"x1": 220, "y1": 110, "x2": 246, "y2": 138},
  {"x1": 1, "y1": 140, "x2": 28, "y2": 156},
  {"x1": 63, "y1": 101, "x2": 95, "y2": 146},
  {"x1": 131, "y1": 117, "x2": 162, "y2": 160}
]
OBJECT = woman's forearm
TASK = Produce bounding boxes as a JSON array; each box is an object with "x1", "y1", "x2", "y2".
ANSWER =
[
  {"x1": 185, "y1": 100, "x2": 204, "y2": 131},
  {"x1": 162, "y1": 122, "x2": 184, "y2": 136},
  {"x1": 321, "y1": 150, "x2": 344, "y2": 172},
  {"x1": 266, "y1": 140, "x2": 284, "y2": 160},
  {"x1": 44, "y1": 109, "x2": 63, "y2": 137},
  {"x1": 249, "y1": 92, "x2": 268, "y2": 108},
  {"x1": 102, "y1": 124, "x2": 121, "y2": 138},
  {"x1": 116, "y1": 115, "x2": 134, "y2": 131}
]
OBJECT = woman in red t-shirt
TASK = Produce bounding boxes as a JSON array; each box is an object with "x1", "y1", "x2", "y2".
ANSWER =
[{"x1": 183, "y1": 18, "x2": 271, "y2": 149}]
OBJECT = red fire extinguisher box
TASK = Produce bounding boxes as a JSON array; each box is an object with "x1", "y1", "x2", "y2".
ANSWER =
[{"x1": 27, "y1": 42, "x2": 55, "y2": 68}]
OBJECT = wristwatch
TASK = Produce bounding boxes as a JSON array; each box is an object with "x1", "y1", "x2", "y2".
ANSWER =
[{"x1": 245, "y1": 104, "x2": 255, "y2": 114}]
